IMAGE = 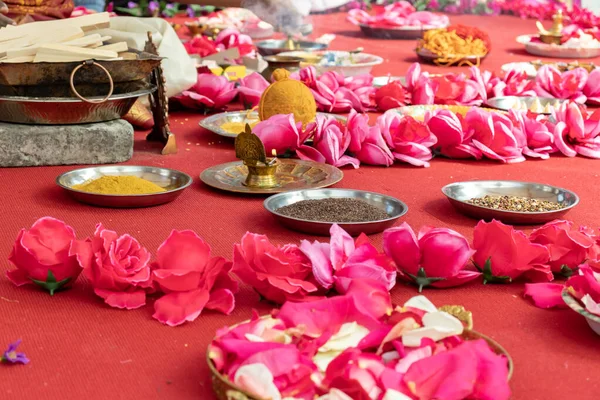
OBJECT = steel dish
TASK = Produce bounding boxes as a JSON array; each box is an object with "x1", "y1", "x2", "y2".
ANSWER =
[
  {"x1": 442, "y1": 180, "x2": 579, "y2": 225},
  {"x1": 517, "y1": 34, "x2": 600, "y2": 59},
  {"x1": 359, "y1": 23, "x2": 446, "y2": 40},
  {"x1": 200, "y1": 159, "x2": 343, "y2": 194},
  {"x1": 0, "y1": 85, "x2": 155, "y2": 125},
  {"x1": 255, "y1": 39, "x2": 328, "y2": 56},
  {"x1": 485, "y1": 96, "x2": 563, "y2": 115},
  {"x1": 264, "y1": 188, "x2": 408, "y2": 236},
  {"x1": 200, "y1": 111, "x2": 347, "y2": 138},
  {"x1": 57, "y1": 165, "x2": 192, "y2": 208},
  {"x1": 278, "y1": 50, "x2": 383, "y2": 77}
]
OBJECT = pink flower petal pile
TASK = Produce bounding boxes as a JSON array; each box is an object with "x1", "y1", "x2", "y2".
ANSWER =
[
  {"x1": 347, "y1": 1, "x2": 450, "y2": 29},
  {"x1": 209, "y1": 291, "x2": 511, "y2": 400}
]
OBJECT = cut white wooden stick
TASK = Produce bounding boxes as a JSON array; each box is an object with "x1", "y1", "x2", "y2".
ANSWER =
[
  {"x1": 0, "y1": 55, "x2": 35, "y2": 63},
  {"x1": 62, "y1": 33, "x2": 104, "y2": 47},
  {"x1": 0, "y1": 12, "x2": 110, "y2": 42},
  {"x1": 4, "y1": 45, "x2": 39, "y2": 59},
  {"x1": 0, "y1": 37, "x2": 32, "y2": 56},
  {"x1": 29, "y1": 27, "x2": 85, "y2": 45},
  {"x1": 98, "y1": 42, "x2": 128, "y2": 53},
  {"x1": 34, "y1": 43, "x2": 118, "y2": 63}
]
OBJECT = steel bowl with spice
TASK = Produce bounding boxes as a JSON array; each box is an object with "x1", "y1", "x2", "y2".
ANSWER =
[
  {"x1": 264, "y1": 188, "x2": 408, "y2": 236},
  {"x1": 442, "y1": 180, "x2": 579, "y2": 225}
]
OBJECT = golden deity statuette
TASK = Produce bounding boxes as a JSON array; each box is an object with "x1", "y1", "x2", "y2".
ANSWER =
[
  {"x1": 234, "y1": 124, "x2": 279, "y2": 188},
  {"x1": 536, "y1": 9, "x2": 564, "y2": 45}
]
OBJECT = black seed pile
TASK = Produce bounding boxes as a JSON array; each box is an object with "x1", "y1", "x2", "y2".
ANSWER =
[{"x1": 276, "y1": 198, "x2": 389, "y2": 222}]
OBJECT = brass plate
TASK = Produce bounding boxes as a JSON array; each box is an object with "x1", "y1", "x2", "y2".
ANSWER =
[{"x1": 200, "y1": 159, "x2": 343, "y2": 194}]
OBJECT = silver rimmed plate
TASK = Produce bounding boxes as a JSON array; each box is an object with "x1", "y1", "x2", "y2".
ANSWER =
[
  {"x1": 264, "y1": 188, "x2": 408, "y2": 236},
  {"x1": 442, "y1": 180, "x2": 579, "y2": 225},
  {"x1": 57, "y1": 165, "x2": 193, "y2": 208},
  {"x1": 200, "y1": 111, "x2": 348, "y2": 138},
  {"x1": 485, "y1": 96, "x2": 563, "y2": 115},
  {"x1": 563, "y1": 289, "x2": 600, "y2": 336}
]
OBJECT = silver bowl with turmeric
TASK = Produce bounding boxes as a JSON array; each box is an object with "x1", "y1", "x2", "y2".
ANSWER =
[{"x1": 56, "y1": 165, "x2": 193, "y2": 208}]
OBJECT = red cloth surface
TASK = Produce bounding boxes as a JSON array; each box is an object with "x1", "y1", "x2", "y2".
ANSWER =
[{"x1": 2, "y1": 13, "x2": 600, "y2": 400}]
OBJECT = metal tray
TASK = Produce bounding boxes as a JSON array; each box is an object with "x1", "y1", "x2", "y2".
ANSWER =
[
  {"x1": 264, "y1": 188, "x2": 408, "y2": 236},
  {"x1": 359, "y1": 23, "x2": 444, "y2": 40},
  {"x1": 200, "y1": 159, "x2": 343, "y2": 194},
  {"x1": 57, "y1": 165, "x2": 193, "y2": 208},
  {"x1": 442, "y1": 180, "x2": 579, "y2": 225},
  {"x1": 0, "y1": 85, "x2": 156, "y2": 125},
  {"x1": 0, "y1": 49, "x2": 162, "y2": 86},
  {"x1": 200, "y1": 111, "x2": 347, "y2": 138},
  {"x1": 485, "y1": 96, "x2": 563, "y2": 115}
]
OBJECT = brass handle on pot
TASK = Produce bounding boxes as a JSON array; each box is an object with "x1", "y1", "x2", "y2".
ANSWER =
[{"x1": 69, "y1": 60, "x2": 114, "y2": 104}]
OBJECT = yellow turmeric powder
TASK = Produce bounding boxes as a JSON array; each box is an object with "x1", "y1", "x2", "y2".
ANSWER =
[
  {"x1": 72, "y1": 176, "x2": 166, "y2": 195},
  {"x1": 420, "y1": 29, "x2": 488, "y2": 67},
  {"x1": 220, "y1": 121, "x2": 258, "y2": 135}
]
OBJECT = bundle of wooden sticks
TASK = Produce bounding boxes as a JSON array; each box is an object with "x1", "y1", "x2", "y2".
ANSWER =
[{"x1": 0, "y1": 12, "x2": 130, "y2": 63}]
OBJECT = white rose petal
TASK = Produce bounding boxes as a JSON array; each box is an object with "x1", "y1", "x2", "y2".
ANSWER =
[
  {"x1": 382, "y1": 389, "x2": 414, "y2": 400},
  {"x1": 403, "y1": 295, "x2": 438, "y2": 313},
  {"x1": 395, "y1": 346, "x2": 432, "y2": 373},
  {"x1": 582, "y1": 294, "x2": 600, "y2": 316},
  {"x1": 318, "y1": 322, "x2": 370, "y2": 352},
  {"x1": 234, "y1": 363, "x2": 281, "y2": 400},
  {"x1": 402, "y1": 311, "x2": 463, "y2": 347}
]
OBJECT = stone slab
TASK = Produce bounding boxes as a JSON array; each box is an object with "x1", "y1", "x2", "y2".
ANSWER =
[{"x1": 0, "y1": 119, "x2": 134, "y2": 167}]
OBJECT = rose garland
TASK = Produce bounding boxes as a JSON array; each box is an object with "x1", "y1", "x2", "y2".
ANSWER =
[
  {"x1": 8, "y1": 216, "x2": 597, "y2": 327},
  {"x1": 176, "y1": 61, "x2": 600, "y2": 115},
  {"x1": 254, "y1": 99, "x2": 600, "y2": 169}
]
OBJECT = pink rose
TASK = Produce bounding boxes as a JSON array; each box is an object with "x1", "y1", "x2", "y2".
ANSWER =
[
  {"x1": 552, "y1": 102, "x2": 600, "y2": 159},
  {"x1": 174, "y1": 73, "x2": 238, "y2": 111},
  {"x1": 297, "y1": 114, "x2": 360, "y2": 168},
  {"x1": 498, "y1": 69, "x2": 537, "y2": 97},
  {"x1": 152, "y1": 230, "x2": 238, "y2": 326},
  {"x1": 346, "y1": 110, "x2": 394, "y2": 166},
  {"x1": 253, "y1": 114, "x2": 314, "y2": 156},
  {"x1": 378, "y1": 111, "x2": 437, "y2": 167},
  {"x1": 7, "y1": 217, "x2": 81, "y2": 294},
  {"x1": 530, "y1": 220, "x2": 595, "y2": 275},
  {"x1": 473, "y1": 220, "x2": 552, "y2": 283},
  {"x1": 214, "y1": 28, "x2": 255, "y2": 58},
  {"x1": 384, "y1": 223, "x2": 480, "y2": 290},
  {"x1": 465, "y1": 108, "x2": 526, "y2": 163},
  {"x1": 534, "y1": 65, "x2": 588, "y2": 103},
  {"x1": 70, "y1": 224, "x2": 152, "y2": 309},
  {"x1": 425, "y1": 109, "x2": 482, "y2": 159},
  {"x1": 237, "y1": 72, "x2": 269, "y2": 109},
  {"x1": 404, "y1": 63, "x2": 435, "y2": 105},
  {"x1": 583, "y1": 68, "x2": 600, "y2": 105},
  {"x1": 300, "y1": 224, "x2": 396, "y2": 294},
  {"x1": 519, "y1": 111, "x2": 556, "y2": 159},
  {"x1": 232, "y1": 233, "x2": 320, "y2": 304}
]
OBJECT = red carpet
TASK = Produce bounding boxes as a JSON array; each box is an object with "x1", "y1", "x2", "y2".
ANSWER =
[{"x1": 1, "y1": 13, "x2": 599, "y2": 400}]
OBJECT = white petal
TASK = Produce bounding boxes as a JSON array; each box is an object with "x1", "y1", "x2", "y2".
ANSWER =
[
  {"x1": 245, "y1": 333, "x2": 265, "y2": 342},
  {"x1": 582, "y1": 294, "x2": 600, "y2": 316},
  {"x1": 381, "y1": 350, "x2": 400, "y2": 363},
  {"x1": 422, "y1": 311, "x2": 464, "y2": 334},
  {"x1": 315, "y1": 388, "x2": 354, "y2": 400},
  {"x1": 382, "y1": 389, "x2": 414, "y2": 400},
  {"x1": 403, "y1": 295, "x2": 438, "y2": 313},
  {"x1": 395, "y1": 346, "x2": 432, "y2": 373},
  {"x1": 234, "y1": 363, "x2": 282, "y2": 400},
  {"x1": 318, "y1": 322, "x2": 370, "y2": 352},
  {"x1": 313, "y1": 350, "x2": 342, "y2": 372}
]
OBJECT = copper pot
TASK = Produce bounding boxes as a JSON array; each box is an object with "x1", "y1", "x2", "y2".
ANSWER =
[{"x1": 261, "y1": 56, "x2": 303, "y2": 81}]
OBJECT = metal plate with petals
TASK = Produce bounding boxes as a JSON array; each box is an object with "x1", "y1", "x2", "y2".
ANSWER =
[
  {"x1": 359, "y1": 23, "x2": 446, "y2": 40},
  {"x1": 517, "y1": 34, "x2": 600, "y2": 59},
  {"x1": 485, "y1": 96, "x2": 564, "y2": 115},
  {"x1": 57, "y1": 165, "x2": 193, "y2": 208},
  {"x1": 442, "y1": 180, "x2": 579, "y2": 225},
  {"x1": 562, "y1": 289, "x2": 600, "y2": 336},
  {"x1": 200, "y1": 111, "x2": 348, "y2": 139},
  {"x1": 200, "y1": 159, "x2": 343, "y2": 194},
  {"x1": 264, "y1": 188, "x2": 408, "y2": 236}
]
